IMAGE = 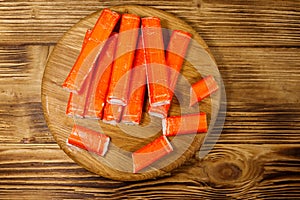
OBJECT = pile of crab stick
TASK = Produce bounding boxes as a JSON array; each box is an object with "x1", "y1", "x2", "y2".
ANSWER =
[{"x1": 63, "y1": 8, "x2": 218, "y2": 173}]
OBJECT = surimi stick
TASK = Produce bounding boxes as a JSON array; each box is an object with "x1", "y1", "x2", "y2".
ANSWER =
[
  {"x1": 132, "y1": 136, "x2": 173, "y2": 173},
  {"x1": 190, "y1": 75, "x2": 219, "y2": 107},
  {"x1": 66, "y1": 29, "x2": 92, "y2": 117},
  {"x1": 67, "y1": 125, "x2": 110, "y2": 156},
  {"x1": 142, "y1": 17, "x2": 171, "y2": 107},
  {"x1": 102, "y1": 103, "x2": 123, "y2": 126},
  {"x1": 167, "y1": 30, "x2": 192, "y2": 94},
  {"x1": 122, "y1": 37, "x2": 147, "y2": 125},
  {"x1": 162, "y1": 113, "x2": 207, "y2": 136},
  {"x1": 63, "y1": 9, "x2": 120, "y2": 93},
  {"x1": 66, "y1": 72, "x2": 93, "y2": 118},
  {"x1": 84, "y1": 33, "x2": 118, "y2": 119},
  {"x1": 106, "y1": 14, "x2": 140, "y2": 106},
  {"x1": 148, "y1": 30, "x2": 192, "y2": 118}
]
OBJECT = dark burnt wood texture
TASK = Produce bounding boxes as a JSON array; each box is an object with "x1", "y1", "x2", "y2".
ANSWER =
[{"x1": 0, "y1": 0, "x2": 299, "y2": 199}]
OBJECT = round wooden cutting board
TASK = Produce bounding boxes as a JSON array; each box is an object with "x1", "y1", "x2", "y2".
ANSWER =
[{"x1": 41, "y1": 5, "x2": 221, "y2": 181}]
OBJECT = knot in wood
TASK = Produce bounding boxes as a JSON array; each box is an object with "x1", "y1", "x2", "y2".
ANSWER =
[
  {"x1": 31, "y1": 7, "x2": 39, "y2": 19},
  {"x1": 214, "y1": 162, "x2": 242, "y2": 181}
]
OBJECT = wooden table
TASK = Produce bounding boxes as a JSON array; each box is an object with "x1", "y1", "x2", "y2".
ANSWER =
[{"x1": 0, "y1": 0, "x2": 299, "y2": 199}]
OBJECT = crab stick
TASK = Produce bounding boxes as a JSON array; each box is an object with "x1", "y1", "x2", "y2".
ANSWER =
[
  {"x1": 190, "y1": 75, "x2": 219, "y2": 107},
  {"x1": 66, "y1": 29, "x2": 92, "y2": 117},
  {"x1": 162, "y1": 113, "x2": 207, "y2": 136},
  {"x1": 122, "y1": 37, "x2": 147, "y2": 125},
  {"x1": 106, "y1": 14, "x2": 140, "y2": 106},
  {"x1": 66, "y1": 72, "x2": 93, "y2": 118},
  {"x1": 132, "y1": 136, "x2": 173, "y2": 173},
  {"x1": 142, "y1": 17, "x2": 171, "y2": 107},
  {"x1": 63, "y1": 9, "x2": 120, "y2": 93},
  {"x1": 84, "y1": 33, "x2": 118, "y2": 119},
  {"x1": 67, "y1": 125, "x2": 110, "y2": 156},
  {"x1": 167, "y1": 30, "x2": 192, "y2": 93},
  {"x1": 148, "y1": 30, "x2": 192, "y2": 118},
  {"x1": 102, "y1": 103, "x2": 123, "y2": 126}
]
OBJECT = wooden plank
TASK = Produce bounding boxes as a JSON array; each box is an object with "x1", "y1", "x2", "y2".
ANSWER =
[
  {"x1": 0, "y1": 0, "x2": 299, "y2": 46},
  {"x1": 211, "y1": 47, "x2": 300, "y2": 144},
  {"x1": 196, "y1": 0, "x2": 300, "y2": 47},
  {"x1": 0, "y1": 0, "x2": 197, "y2": 44},
  {"x1": 0, "y1": 45, "x2": 54, "y2": 144},
  {"x1": 222, "y1": 103, "x2": 300, "y2": 144},
  {"x1": 213, "y1": 47, "x2": 300, "y2": 84},
  {"x1": 214, "y1": 47, "x2": 300, "y2": 109},
  {"x1": 0, "y1": 144, "x2": 299, "y2": 199}
]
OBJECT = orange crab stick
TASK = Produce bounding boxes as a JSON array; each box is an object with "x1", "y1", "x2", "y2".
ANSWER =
[
  {"x1": 66, "y1": 29, "x2": 93, "y2": 117},
  {"x1": 162, "y1": 113, "x2": 207, "y2": 136},
  {"x1": 66, "y1": 72, "x2": 93, "y2": 117},
  {"x1": 67, "y1": 125, "x2": 110, "y2": 156},
  {"x1": 63, "y1": 9, "x2": 120, "y2": 93},
  {"x1": 84, "y1": 33, "x2": 118, "y2": 119},
  {"x1": 106, "y1": 14, "x2": 140, "y2": 106},
  {"x1": 132, "y1": 136, "x2": 173, "y2": 173},
  {"x1": 122, "y1": 37, "x2": 147, "y2": 125},
  {"x1": 102, "y1": 103, "x2": 123, "y2": 125},
  {"x1": 167, "y1": 30, "x2": 192, "y2": 93},
  {"x1": 148, "y1": 30, "x2": 192, "y2": 118},
  {"x1": 190, "y1": 75, "x2": 219, "y2": 107},
  {"x1": 142, "y1": 17, "x2": 171, "y2": 107}
]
